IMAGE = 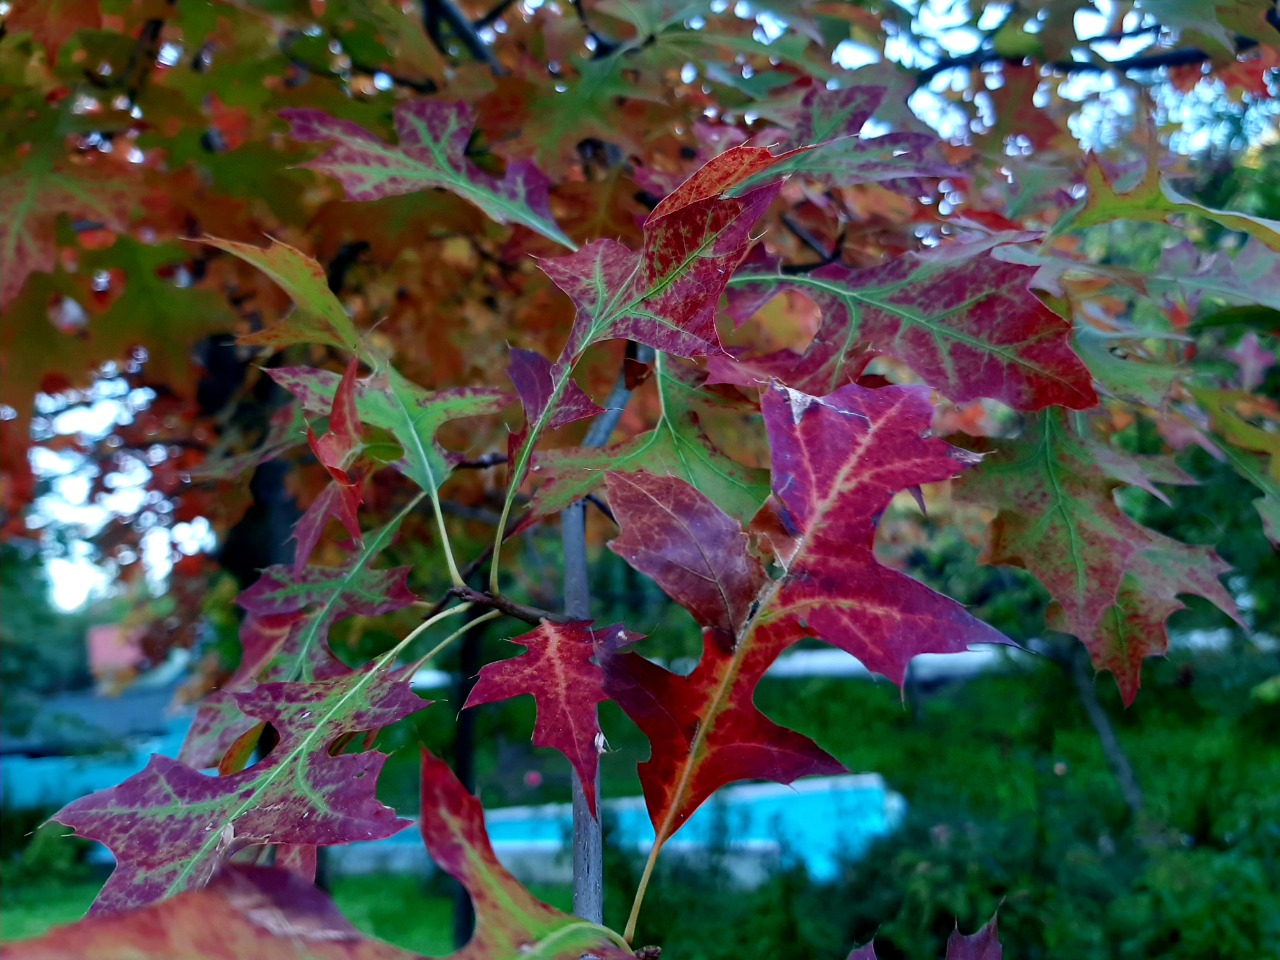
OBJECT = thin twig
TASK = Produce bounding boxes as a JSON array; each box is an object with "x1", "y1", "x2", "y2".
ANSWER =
[
  {"x1": 455, "y1": 452, "x2": 507, "y2": 469},
  {"x1": 584, "y1": 493, "x2": 616, "y2": 526},
  {"x1": 781, "y1": 214, "x2": 842, "y2": 265},
  {"x1": 450, "y1": 585, "x2": 576, "y2": 625}
]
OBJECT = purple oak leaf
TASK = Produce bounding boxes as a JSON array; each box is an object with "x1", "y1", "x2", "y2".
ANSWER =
[
  {"x1": 55, "y1": 667, "x2": 428, "y2": 913},
  {"x1": 281, "y1": 101, "x2": 574, "y2": 249}
]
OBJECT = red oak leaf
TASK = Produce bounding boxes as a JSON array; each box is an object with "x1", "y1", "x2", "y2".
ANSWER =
[
  {"x1": 464, "y1": 621, "x2": 636, "y2": 817},
  {"x1": 956, "y1": 412, "x2": 1241, "y2": 704},
  {"x1": 506, "y1": 346, "x2": 603, "y2": 473},
  {"x1": 601, "y1": 382, "x2": 1008, "y2": 850},
  {"x1": 541, "y1": 147, "x2": 785, "y2": 362},
  {"x1": 606, "y1": 472, "x2": 765, "y2": 635},
  {"x1": 419, "y1": 751, "x2": 631, "y2": 960},
  {"x1": 727, "y1": 240, "x2": 1097, "y2": 411},
  {"x1": 603, "y1": 626, "x2": 845, "y2": 844},
  {"x1": 295, "y1": 359, "x2": 366, "y2": 570},
  {"x1": 849, "y1": 915, "x2": 1001, "y2": 959}
]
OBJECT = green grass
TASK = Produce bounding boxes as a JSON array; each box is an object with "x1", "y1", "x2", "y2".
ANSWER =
[
  {"x1": 1, "y1": 879, "x2": 100, "y2": 943},
  {"x1": 0, "y1": 870, "x2": 573, "y2": 951}
]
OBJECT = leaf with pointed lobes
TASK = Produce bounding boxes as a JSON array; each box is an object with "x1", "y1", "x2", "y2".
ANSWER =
[
  {"x1": 202, "y1": 237, "x2": 364, "y2": 356},
  {"x1": 190, "y1": 403, "x2": 308, "y2": 482},
  {"x1": 240, "y1": 563, "x2": 417, "y2": 623},
  {"x1": 271, "y1": 365, "x2": 511, "y2": 496},
  {"x1": 602, "y1": 383, "x2": 1006, "y2": 849},
  {"x1": 527, "y1": 355, "x2": 770, "y2": 527},
  {"x1": 419, "y1": 751, "x2": 632, "y2": 960},
  {"x1": 540, "y1": 147, "x2": 785, "y2": 363},
  {"x1": 848, "y1": 914, "x2": 1001, "y2": 960},
  {"x1": 311, "y1": 359, "x2": 364, "y2": 474},
  {"x1": 2, "y1": 865, "x2": 417, "y2": 960},
  {"x1": 506, "y1": 346, "x2": 603, "y2": 470},
  {"x1": 295, "y1": 358, "x2": 367, "y2": 571},
  {"x1": 602, "y1": 626, "x2": 845, "y2": 846},
  {"x1": 606, "y1": 472, "x2": 766, "y2": 635},
  {"x1": 726, "y1": 240, "x2": 1097, "y2": 412},
  {"x1": 280, "y1": 101, "x2": 574, "y2": 250},
  {"x1": 465, "y1": 622, "x2": 636, "y2": 818},
  {"x1": 956, "y1": 411, "x2": 1240, "y2": 704},
  {"x1": 729, "y1": 85, "x2": 959, "y2": 195},
  {"x1": 761, "y1": 383, "x2": 1012, "y2": 686},
  {"x1": 54, "y1": 666, "x2": 429, "y2": 914},
  {"x1": 1075, "y1": 155, "x2": 1280, "y2": 252}
]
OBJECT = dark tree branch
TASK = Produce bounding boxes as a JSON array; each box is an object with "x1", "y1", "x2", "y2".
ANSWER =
[
  {"x1": 781, "y1": 214, "x2": 842, "y2": 265},
  {"x1": 1069, "y1": 646, "x2": 1145, "y2": 821},
  {"x1": 455, "y1": 452, "x2": 507, "y2": 469},
  {"x1": 473, "y1": 0, "x2": 521, "y2": 31},
  {"x1": 570, "y1": 0, "x2": 620, "y2": 56},
  {"x1": 915, "y1": 25, "x2": 1271, "y2": 86},
  {"x1": 450, "y1": 585, "x2": 576, "y2": 625},
  {"x1": 425, "y1": 0, "x2": 506, "y2": 72},
  {"x1": 584, "y1": 493, "x2": 615, "y2": 526}
]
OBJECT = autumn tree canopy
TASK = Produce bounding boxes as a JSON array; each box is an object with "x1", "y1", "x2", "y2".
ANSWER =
[{"x1": 1, "y1": 0, "x2": 1277, "y2": 956}]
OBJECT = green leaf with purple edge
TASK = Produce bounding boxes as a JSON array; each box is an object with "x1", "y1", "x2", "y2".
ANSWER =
[
  {"x1": 203, "y1": 237, "x2": 365, "y2": 356},
  {"x1": 419, "y1": 750, "x2": 632, "y2": 960},
  {"x1": 526, "y1": 354, "x2": 770, "y2": 525},
  {"x1": 280, "y1": 101, "x2": 576, "y2": 250},
  {"x1": 955, "y1": 410, "x2": 1241, "y2": 704},
  {"x1": 270, "y1": 365, "x2": 511, "y2": 496}
]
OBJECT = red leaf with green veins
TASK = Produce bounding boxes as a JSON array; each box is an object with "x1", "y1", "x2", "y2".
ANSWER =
[
  {"x1": 203, "y1": 237, "x2": 365, "y2": 356},
  {"x1": 527, "y1": 355, "x2": 770, "y2": 525},
  {"x1": 419, "y1": 751, "x2": 631, "y2": 960},
  {"x1": 280, "y1": 101, "x2": 575, "y2": 250},
  {"x1": 292, "y1": 481, "x2": 365, "y2": 572},
  {"x1": 0, "y1": 160, "x2": 143, "y2": 308},
  {"x1": 54, "y1": 666, "x2": 428, "y2": 913},
  {"x1": 1093, "y1": 539, "x2": 1239, "y2": 702},
  {"x1": 542, "y1": 149, "x2": 784, "y2": 361},
  {"x1": 956, "y1": 412, "x2": 1240, "y2": 704},
  {"x1": 603, "y1": 383, "x2": 1006, "y2": 850},
  {"x1": 727, "y1": 242, "x2": 1097, "y2": 411},
  {"x1": 606, "y1": 472, "x2": 765, "y2": 635},
  {"x1": 239, "y1": 563, "x2": 416, "y2": 622},
  {"x1": 464, "y1": 622, "x2": 634, "y2": 817},
  {"x1": 3, "y1": 865, "x2": 417, "y2": 960}
]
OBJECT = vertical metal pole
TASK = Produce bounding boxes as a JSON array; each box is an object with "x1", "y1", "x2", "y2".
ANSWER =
[{"x1": 561, "y1": 500, "x2": 604, "y2": 923}]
